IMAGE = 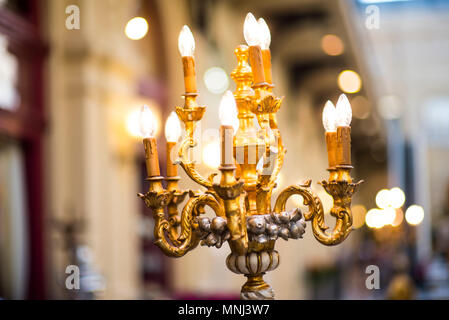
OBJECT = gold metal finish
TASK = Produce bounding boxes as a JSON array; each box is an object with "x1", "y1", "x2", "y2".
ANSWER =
[{"x1": 139, "y1": 45, "x2": 363, "y2": 299}]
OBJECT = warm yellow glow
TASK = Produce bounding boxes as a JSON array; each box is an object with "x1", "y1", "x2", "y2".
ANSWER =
[
  {"x1": 125, "y1": 17, "x2": 149, "y2": 40},
  {"x1": 165, "y1": 111, "x2": 182, "y2": 142},
  {"x1": 202, "y1": 140, "x2": 220, "y2": 169},
  {"x1": 178, "y1": 25, "x2": 195, "y2": 57},
  {"x1": 244, "y1": 12, "x2": 260, "y2": 46},
  {"x1": 391, "y1": 208, "x2": 404, "y2": 227},
  {"x1": 258, "y1": 18, "x2": 271, "y2": 50},
  {"x1": 204, "y1": 67, "x2": 229, "y2": 94},
  {"x1": 219, "y1": 90, "x2": 239, "y2": 132},
  {"x1": 389, "y1": 187, "x2": 406, "y2": 209},
  {"x1": 352, "y1": 205, "x2": 367, "y2": 229},
  {"x1": 139, "y1": 105, "x2": 157, "y2": 138},
  {"x1": 126, "y1": 109, "x2": 143, "y2": 138},
  {"x1": 338, "y1": 70, "x2": 362, "y2": 94},
  {"x1": 321, "y1": 34, "x2": 344, "y2": 56},
  {"x1": 405, "y1": 205, "x2": 424, "y2": 226},
  {"x1": 375, "y1": 189, "x2": 391, "y2": 209},
  {"x1": 127, "y1": 105, "x2": 160, "y2": 138},
  {"x1": 382, "y1": 207, "x2": 396, "y2": 226},
  {"x1": 365, "y1": 208, "x2": 384, "y2": 229},
  {"x1": 322, "y1": 100, "x2": 337, "y2": 132},
  {"x1": 335, "y1": 94, "x2": 352, "y2": 127}
]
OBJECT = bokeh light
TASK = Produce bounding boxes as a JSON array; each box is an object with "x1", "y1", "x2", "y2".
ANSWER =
[
  {"x1": 382, "y1": 207, "x2": 396, "y2": 226},
  {"x1": 204, "y1": 67, "x2": 229, "y2": 94},
  {"x1": 337, "y1": 70, "x2": 362, "y2": 94},
  {"x1": 391, "y1": 208, "x2": 404, "y2": 227},
  {"x1": 375, "y1": 189, "x2": 391, "y2": 209},
  {"x1": 125, "y1": 17, "x2": 149, "y2": 40},
  {"x1": 405, "y1": 205, "x2": 425, "y2": 226},
  {"x1": 321, "y1": 34, "x2": 344, "y2": 56},
  {"x1": 202, "y1": 140, "x2": 220, "y2": 169},
  {"x1": 389, "y1": 187, "x2": 406, "y2": 209},
  {"x1": 365, "y1": 208, "x2": 383, "y2": 229}
]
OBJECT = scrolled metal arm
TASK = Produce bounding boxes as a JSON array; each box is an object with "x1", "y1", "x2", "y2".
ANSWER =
[
  {"x1": 274, "y1": 179, "x2": 362, "y2": 246},
  {"x1": 140, "y1": 190, "x2": 224, "y2": 257},
  {"x1": 177, "y1": 136, "x2": 215, "y2": 189}
]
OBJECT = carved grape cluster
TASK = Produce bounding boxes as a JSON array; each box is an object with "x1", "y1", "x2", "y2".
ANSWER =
[
  {"x1": 247, "y1": 208, "x2": 306, "y2": 244},
  {"x1": 195, "y1": 216, "x2": 230, "y2": 248},
  {"x1": 194, "y1": 208, "x2": 306, "y2": 249}
]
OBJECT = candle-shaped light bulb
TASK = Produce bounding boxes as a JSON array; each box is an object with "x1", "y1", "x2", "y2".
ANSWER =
[
  {"x1": 179, "y1": 25, "x2": 197, "y2": 94},
  {"x1": 322, "y1": 100, "x2": 337, "y2": 132},
  {"x1": 140, "y1": 105, "x2": 160, "y2": 178},
  {"x1": 244, "y1": 13, "x2": 260, "y2": 46},
  {"x1": 258, "y1": 18, "x2": 271, "y2": 50},
  {"x1": 244, "y1": 13, "x2": 266, "y2": 84},
  {"x1": 219, "y1": 90, "x2": 239, "y2": 133},
  {"x1": 178, "y1": 25, "x2": 195, "y2": 57},
  {"x1": 336, "y1": 94, "x2": 352, "y2": 127},
  {"x1": 165, "y1": 111, "x2": 182, "y2": 143},
  {"x1": 335, "y1": 94, "x2": 352, "y2": 167},
  {"x1": 139, "y1": 105, "x2": 156, "y2": 138}
]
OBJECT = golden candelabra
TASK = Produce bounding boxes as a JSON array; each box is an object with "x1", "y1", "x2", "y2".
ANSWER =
[{"x1": 137, "y1": 14, "x2": 363, "y2": 300}]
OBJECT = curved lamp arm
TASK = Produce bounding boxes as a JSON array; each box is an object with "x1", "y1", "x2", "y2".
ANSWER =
[
  {"x1": 274, "y1": 179, "x2": 362, "y2": 246},
  {"x1": 177, "y1": 136, "x2": 215, "y2": 189},
  {"x1": 139, "y1": 190, "x2": 224, "y2": 257},
  {"x1": 175, "y1": 106, "x2": 216, "y2": 190}
]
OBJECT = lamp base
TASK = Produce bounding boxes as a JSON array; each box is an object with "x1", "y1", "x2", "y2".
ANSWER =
[
  {"x1": 241, "y1": 274, "x2": 274, "y2": 300},
  {"x1": 226, "y1": 250, "x2": 279, "y2": 300}
]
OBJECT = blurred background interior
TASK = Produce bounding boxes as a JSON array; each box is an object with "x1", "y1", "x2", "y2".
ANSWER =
[{"x1": 1, "y1": 0, "x2": 449, "y2": 300}]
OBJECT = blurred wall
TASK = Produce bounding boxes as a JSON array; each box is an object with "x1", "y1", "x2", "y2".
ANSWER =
[
  {"x1": 43, "y1": 0, "x2": 149, "y2": 299},
  {"x1": 345, "y1": 0, "x2": 449, "y2": 262}
]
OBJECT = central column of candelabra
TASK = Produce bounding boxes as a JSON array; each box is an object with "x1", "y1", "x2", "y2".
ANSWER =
[{"x1": 231, "y1": 46, "x2": 265, "y2": 215}]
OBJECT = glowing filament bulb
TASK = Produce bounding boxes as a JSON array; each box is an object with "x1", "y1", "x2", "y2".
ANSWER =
[
  {"x1": 322, "y1": 100, "x2": 337, "y2": 132},
  {"x1": 219, "y1": 90, "x2": 239, "y2": 133},
  {"x1": 258, "y1": 18, "x2": 271, "y2": 50},
  {"x1": 139, "y1": 105, "x2": 156, "y2": 138},
  {"x1": 178, "y1": 25, "x2": 195, "y2": 57},
  {"x1": 336, "y1": 94, "x2": 352, "y2": 127},
  {"x1": 165, "y1": 111, "x2": 182, "y2": 142},
  {"x1": 243, "y1": 12, "x2": 260, "y2": 46}
]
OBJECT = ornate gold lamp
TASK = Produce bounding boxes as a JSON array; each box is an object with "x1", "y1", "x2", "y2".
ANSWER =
[{"x1": 137, "y1": 13, "x2": 363, "y2": 300}]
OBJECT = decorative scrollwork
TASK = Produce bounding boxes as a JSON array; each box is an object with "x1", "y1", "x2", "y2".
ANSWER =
[
  {"x1": 250, "y1": 94, "x2": 283, "y2": 115},
  {"x1": 147, "y1": 192, "x2": 224, "y2": 257},
  {"x1": 274, "y1": 179, "x2": 362, "y2": 246},
  {"x1": 138, "y1": 190, "x2": 173, "y2": 209},
  {"x1": 177, "y1": 137, "x2": 214, "y2": 189}
]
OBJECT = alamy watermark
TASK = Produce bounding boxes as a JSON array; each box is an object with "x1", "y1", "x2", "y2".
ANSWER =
[
  {"x1": 365, "y1": 265, "x2": 380, "y2": 290},
  {"x1": 65, "y1": 5, "x2": 80, "y2": 30},
  {"x1": 65, "y1": 265, "x2": 80, "y2": 290},
  {"x1": 365, "y1": 5, "x2": 380, "y2": 30}
]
